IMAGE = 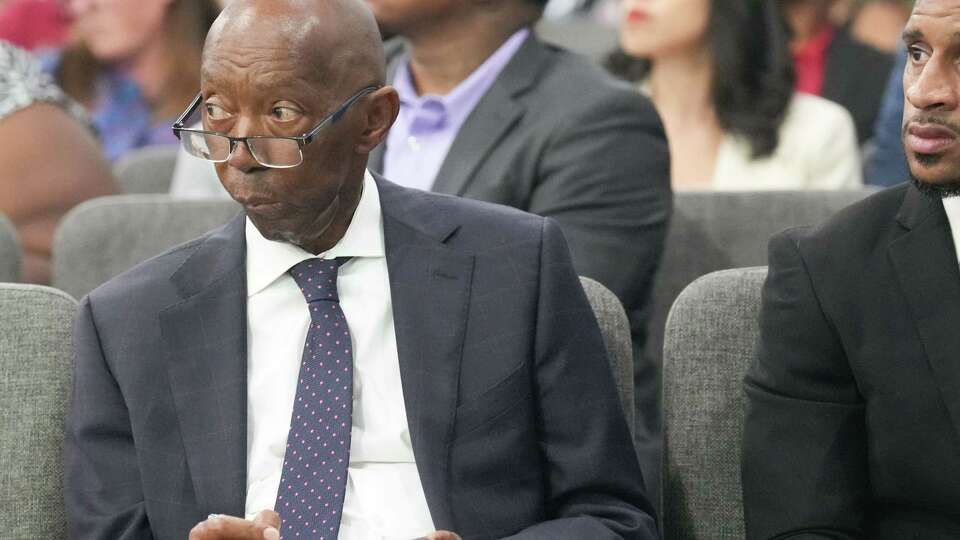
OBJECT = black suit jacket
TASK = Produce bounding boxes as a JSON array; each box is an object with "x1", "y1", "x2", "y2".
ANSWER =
[
  {"x1": 65, "y1": 177, "x2": 656, "y2": 539},
  {"x1": 370, "y1": 33, "x2": 672, "y2": 359},
  {"x1": 743, "y1": 183, "x2": 960, "y2": 538},
  {"x1": 823, "y1": 26, "x2": 895, "y2": 144}
]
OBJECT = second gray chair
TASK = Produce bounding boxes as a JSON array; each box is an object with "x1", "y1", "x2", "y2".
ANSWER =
[
  {"x1": 661, "y1": 267, "x2": 767, "y2": 540},
  {"x1": 580, "y1": 276, "x2": 634, "y2": 433},
  {"x1": 0, "y1": 283, "x2": 78, "y2": 538},
  {"x1": 52, "y1": 195, "x2": 239, "y2": 299},
  {"x1": 0, "y1": 214, "x2": 19, "y2": 281},
  {"x1": 113, "y1": 145, "x2": 179, "y2": 194}
]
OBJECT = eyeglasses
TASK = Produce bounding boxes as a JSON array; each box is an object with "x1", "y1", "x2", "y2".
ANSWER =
[{"x1": 172, "y1": 86, "x2": 380, "y2": 169}]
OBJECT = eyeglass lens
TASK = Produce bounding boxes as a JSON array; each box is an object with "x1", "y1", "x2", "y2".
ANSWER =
[{"x1": 180, "y1": 132, "x2": 304, "y2": 168}]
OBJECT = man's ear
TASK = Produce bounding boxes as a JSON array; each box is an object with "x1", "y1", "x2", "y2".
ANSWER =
[{"x1": 355, "y1": 86, "x2": 400, "y2": 154}]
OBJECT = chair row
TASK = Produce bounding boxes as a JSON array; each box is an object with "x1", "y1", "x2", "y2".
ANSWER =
[{"x1": 0, "y1": 266, "x2": 756, "y2": 538}]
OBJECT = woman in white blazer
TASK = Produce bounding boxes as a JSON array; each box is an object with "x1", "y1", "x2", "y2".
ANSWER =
[{"x1": 608, "y1": 0, "x2": 862, "y2": 191}]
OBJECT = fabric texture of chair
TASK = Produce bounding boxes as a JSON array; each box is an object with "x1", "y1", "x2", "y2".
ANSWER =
[
  {"x1": 52, "y1": 195, "x2": 239, "y2": 299},
  {"x1": 0, "y1": 214, "x2": 19, "y2": 281},
  {"x1": 112, "y1": 145, "x2": 179, "y2": 194},
  {"x1": 638, "y1": 188, "x2": 877, "y2": 512},
  {"x1": 580, "y1": 276, "x2": 634, "y2": 433},
  {"x1": 661, "y1": 267, "x2": 767, "y2": 540},
  {"x1": 0, "y1": 283, "x2": 77, "y2": 538}
]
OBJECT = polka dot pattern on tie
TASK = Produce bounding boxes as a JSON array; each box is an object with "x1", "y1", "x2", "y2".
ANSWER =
[{"x1": 275, "y1": 258, "x2": 353, "y2": 539}]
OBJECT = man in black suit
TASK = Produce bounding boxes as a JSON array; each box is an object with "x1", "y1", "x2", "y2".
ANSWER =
[
  {"x1": 65, "y1": 0, "x2": 655, "y2": 539},
  {"x1": 743, "y1": 1, "x2": 960, "y2": 537},
  {"x1": 364, "y1": 0, "x2": 671, "y2": 503}
]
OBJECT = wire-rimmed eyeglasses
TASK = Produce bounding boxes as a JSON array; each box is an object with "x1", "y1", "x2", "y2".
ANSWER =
[{"x1": 171, "y1": 86, "x2": 380, "y2": 169}]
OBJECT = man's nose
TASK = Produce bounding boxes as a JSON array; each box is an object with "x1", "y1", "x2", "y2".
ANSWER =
[
  {"x1": 226, "y1": 118, "x2": 264, "y2": 173},
  {"x1": 906, "y1": 57, "x2": 960, "y2": 112}
]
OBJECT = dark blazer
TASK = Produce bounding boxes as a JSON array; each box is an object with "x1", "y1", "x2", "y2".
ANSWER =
[
  {"x1": 823, "y1": 26, "x2": 895, "y2": 144},
  {"x1": 370, "y1": 33, "x2": 672, "y2": 359},
  {"x1": 65, "y1": 176, "x2": 656, "y2": 540},
  {"x1": 743, "y1": 183, "x2": 960, "y2": 538}
]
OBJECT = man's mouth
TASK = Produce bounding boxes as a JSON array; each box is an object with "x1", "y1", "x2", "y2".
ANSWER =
[{"x1": 905, "y1": 123, "x2": 958, "y2": 155}]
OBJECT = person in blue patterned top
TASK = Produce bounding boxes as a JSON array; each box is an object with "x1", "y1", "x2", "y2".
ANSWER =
[{"x1": 0, "y1": 40, "x2": 115, "y2": 283}]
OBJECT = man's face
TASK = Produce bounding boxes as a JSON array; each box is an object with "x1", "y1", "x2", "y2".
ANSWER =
[
  {"x1": 902, "y1": 0, "x2": 960, "y2": 193},
  {"x1": 200, "y1": 34, "x2": 363, "y2": 249}
]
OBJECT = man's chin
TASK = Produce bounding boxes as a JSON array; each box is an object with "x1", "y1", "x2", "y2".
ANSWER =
[{"x1": 910, "y1": 175, "x2": 960, "y2": 199}]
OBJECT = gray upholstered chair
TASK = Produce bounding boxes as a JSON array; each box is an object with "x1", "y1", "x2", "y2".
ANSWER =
[
  {"x1": 637, "y1": 188, "x2": 877, "y2": 511},
  {"x1": 661, "y1": 267, "x2": 767, "y2": 540},
  {"x1": 0, "y1": 284, "x2": 78, "y2": 538},
  {"x1": 52, "y1": 195, "x2": 239, "y2": 299},
  {"x1": 113, "y1": 145, "x2": 179, "y2": 194},
  {"x1": 0, "y1": 214, "x2": 19, "y2": 281},
  {"x1": 580, "y1": 276, "x2": 634, "y2": 433}
]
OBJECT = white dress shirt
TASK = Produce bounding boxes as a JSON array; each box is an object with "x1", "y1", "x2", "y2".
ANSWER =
[
  {"x1": 942, "y1": 196, "x2": 960, "y2": 269},
  {"x1": 244, "y1": 171, "x2": 435, "y2": 539}
]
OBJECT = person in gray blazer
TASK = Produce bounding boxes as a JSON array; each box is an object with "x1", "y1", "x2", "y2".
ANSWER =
[
  {"x1": 365, "y1": 0, "x2": 671, "y2": 501},
  {"x1": 65, "y1": 1, "x2": 656, "y2": 539}
]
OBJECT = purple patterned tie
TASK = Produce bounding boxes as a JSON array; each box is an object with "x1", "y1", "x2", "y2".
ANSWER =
[{"x1": 275, "y1": 258, "x2": 353, "y2": 539}]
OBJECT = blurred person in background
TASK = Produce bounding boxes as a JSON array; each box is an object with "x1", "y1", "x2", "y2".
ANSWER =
[
  {"x1": 0, "y1": 41, "x2": 115, "y2": 284},
  {"x1": 0, "y1": 0, "x2": 69, "y2": 51},
  {"x1": 848, "y1": 0, "x2": 911, "y2": 53},
  {"x1": 47, "y1": 0, "x2": 219, "y2": 162},
  {"x1": 865, "y1": 46, "x2": 910, "y2": 186},
  {"x1": 784, "y1": 0, "x2": 894, "y2": 143},
  {"x1": 610, "y1": 0, "x2": 862, "y2": 190}
]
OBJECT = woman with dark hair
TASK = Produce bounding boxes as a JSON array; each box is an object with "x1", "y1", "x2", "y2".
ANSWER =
[
  {"x1": 610, "y1": 0, "x2": 861, "y2": 190},
  {"x1": 46, "y1": 0, "x2": 220, "y2": 162}
]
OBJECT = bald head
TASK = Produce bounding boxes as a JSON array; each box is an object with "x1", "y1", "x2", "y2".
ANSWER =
[{"x1": 204, "y1": 0, "x2": 385, "y2": 92}]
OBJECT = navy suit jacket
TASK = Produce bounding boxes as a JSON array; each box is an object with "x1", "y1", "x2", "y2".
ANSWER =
[{"x1": 66, "y1": 176, "x2": 656, "y2": 539}]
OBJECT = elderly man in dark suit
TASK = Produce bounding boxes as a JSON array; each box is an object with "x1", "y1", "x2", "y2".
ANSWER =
[
  {"x1": 743, "y1": 1, "x2": 960, "y2": 537},
  {"x1": 364, "y1": 0, "x2": 671, "y2": 503},
  {"x1": 64, "y1": 0, "x2": 655, "y2": 539}
]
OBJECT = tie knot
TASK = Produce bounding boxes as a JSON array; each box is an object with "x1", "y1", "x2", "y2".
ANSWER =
[{"x1": 289, "y1": 258, "x2": 342, "y2": 303}]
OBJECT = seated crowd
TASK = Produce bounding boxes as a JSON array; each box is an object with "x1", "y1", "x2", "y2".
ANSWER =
[{"x1": 5, "y1": 0, "x2": 960, "y2": 538}]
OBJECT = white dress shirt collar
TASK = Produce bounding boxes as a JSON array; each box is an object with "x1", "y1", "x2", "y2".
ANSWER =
[
  {"x1": 245, "y1": 170, "x2": 385, "y2": 297},
  {"x1": 941, "y1": 196, "x2": 960, "y2": 268}
]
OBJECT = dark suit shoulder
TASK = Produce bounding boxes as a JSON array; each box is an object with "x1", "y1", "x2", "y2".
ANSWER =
[{"x1": 523, "y1": 40, "x2": 656, "y2": 119}]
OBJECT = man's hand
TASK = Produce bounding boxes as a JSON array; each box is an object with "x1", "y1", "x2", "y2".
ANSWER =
[
  {"x1": 188, "y1": 510, "x2": 280, "y2": 540},
  {"x1": 422, "y1": 532, "x2": 462, "y2": 540}
]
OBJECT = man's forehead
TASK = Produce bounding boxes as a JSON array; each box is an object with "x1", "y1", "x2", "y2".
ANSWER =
[{"x1": 904, "y1": 1, "x2": 960, "y2": 43}]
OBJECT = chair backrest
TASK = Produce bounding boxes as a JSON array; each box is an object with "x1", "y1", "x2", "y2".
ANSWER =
[
  {"x1": 580, "y1": 276, "x2": 634, "y2": 433},
  {"x1": 661, "y1": 267, "x2": 767, "y2": 540},
  {"x1": 52, "y1": 195, "x2": 240, "y2": 299},
  {"x1": 645, "y1": 189, "x2": 875, "y2": 372},
  {"x1": 0, "y1": 284, "x2": 78, "y2": 538},
  {"x1": 0, "y1": 214, "x2": 19, "y2": 281},
  {"x1": 113, "y1": 145, "x2": 179, "y2": 194}
]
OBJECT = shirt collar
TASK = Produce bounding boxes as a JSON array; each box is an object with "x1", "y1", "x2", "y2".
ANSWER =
[
  {"x1": 392, "y1": 27, "x2": 530, "y2": 129},
  {"x1": 245, "y1": 170, "x2": 384, "y2": 297}
]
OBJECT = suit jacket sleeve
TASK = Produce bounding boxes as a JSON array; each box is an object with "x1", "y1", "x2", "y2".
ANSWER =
[
  {"x1": 742, "y1": 229, "x2": 870, "y2": 539},
  {"x1": 65, "y1": 296, "x2": 154, "y2": 539},
  {"x1": 503, "y1": 218, "x2": 658, "y2": 540},
  {"x1": 528, "y1": 89, "x2": 671, "y2": 328}
]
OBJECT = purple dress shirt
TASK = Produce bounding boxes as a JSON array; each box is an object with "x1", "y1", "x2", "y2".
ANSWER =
[{"x1": 383, "y1": 28, "x2": 529, "y2": 191}]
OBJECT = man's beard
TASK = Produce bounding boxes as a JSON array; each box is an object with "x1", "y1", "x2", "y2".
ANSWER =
[{"x1": 904, "y1": 115, "x2": 960, "y2": 199}]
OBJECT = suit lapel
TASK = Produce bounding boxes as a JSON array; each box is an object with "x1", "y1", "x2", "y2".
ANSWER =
[
  {"x1": 160, "y1": 214, "x2": 248, "y2": 516},
  {"x1": 889, "y1": 185, "x2": 960, "y2": 441},
  {"x1": 431, "y1": 35, "x2": 547, "y2": 195},
  {"x1": 376, "y1": 176, "x2": 474, "y2": 530}
]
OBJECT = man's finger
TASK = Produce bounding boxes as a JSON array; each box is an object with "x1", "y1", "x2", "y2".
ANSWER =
[
  {"x1": 252, "y1": 509, "x2": 281, "y2": 539},
  {"x1": 422, "y1": 531, "x2": 463, "y2": 540},
  {"x1": 188, "y1": 514, "x2": 274, "y2": 540}
]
